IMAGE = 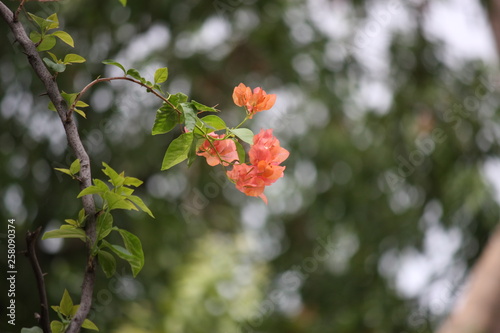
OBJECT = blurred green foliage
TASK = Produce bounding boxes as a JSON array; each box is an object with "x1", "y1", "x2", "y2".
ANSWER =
[{"x1": 1, "y1": 0, "x2": 500, "y2": 332}]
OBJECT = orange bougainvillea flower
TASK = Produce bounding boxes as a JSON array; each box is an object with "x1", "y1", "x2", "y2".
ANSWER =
[
  {"x1": 227, "y1": 129, "x2": 289, "y2": 204},
  {"x1": 226, "y1": 164, "x2": 268, "y2": 204},
  {"x1": 232, "y1": 83, "x2": 277, "y2": 118},
  {"x1": 250, "y1": 129, "x2": 289, "y2": 165},
  {"x1": 197, "y1": 133, "x2": 239, "y2": 166}
]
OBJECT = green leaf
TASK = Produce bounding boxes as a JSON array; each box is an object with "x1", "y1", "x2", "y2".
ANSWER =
[
  {"x1": 28, "y1": 13, "x2": 48, "y2": 30},
  {"x1": 78, "y1": 208, "x2": 86, "y2": 225},
  {"x1": 82, "y1": 319, "x2": 99, "y2": 331},
  {"x1": 201, "y1": 115, "x2": 226, "y2": 131},
  {"x1": 70, "y1": 305, "x2": 79, "y2": 317},
  {"x1": 54, "y1": 168, "x2": 73, "y2": 178},
  {"x1": 61, "y1": 91, "x2": 78, "y2": 104},
  {"x1": 153, "y1": 83, "x2": 162, "y2": 91},
  {"x1": 52, "y1": 30, "x2": 74, "y2": 47},
  {"x1": 97, "y1": 212, "x2": 113, "y2": 240},
  {"x1": 102, "y1": 162, "x2": 124, "y2": 187},
  {"x1": 46, "y1": 51, "x2": 58, "y2": 62},
  {"x1": 43, "y1": 57, "x2": 65, "y2": 72},
  {"x1": 102, "y1": 192, "x2": 137, "y2": 211},
  {"x1": 126, "y1": 195, "x2": 154, "y2": 218},
  {"x1": 37, "y1": 36, "x2": 57, "y2": 52},
  {"x1": 48, "y1": 101, "x2": 56, "y2": 112},
  {"x1": 191, "y1": 100, "x2": 219, "y2": 112},
  {"x1": 30, "y1": 31, "x2": 42, "y2": 44},
  {"x1": 102, "y1": 59, "x2": 126, "y2": 74},
  {"x1": 123, "y1": 176, "x2": 143, "y2": 187},
  {"x1": 102, "y1": 241, "x2": 143, "y2": 277},
  {"x1": 230, "y1": 128, "x2": 254, "y2": 144},
  {"x1": 151, "y1": 103, "x2": 181, "y2": 135},
  {"x1": 59, "y1": 289, "x2": 73, "y2": 316},
  {"x1": 64, "y1": 219, "x2": 78, "y2": 227},
  {"x1": 154, "y1": 67, "x2": 168, "y2": 84},
  {"x1": 46, "y1": 13, "x2": 59, "y2": 30},
  {"x1": 97, "y1": 250, "x2": 116, "y2": 278},
  {"x1": 161, "y1": 132, "x2": 193, "y2": 170},
  {"x1": 117, "y1": 229, "x2": 145, "y2": 277},
  {"x1": 126, "y1": 68, "x2": 142, "y2": 81},
  {"x1": 75, "y1": 109, "x2": 86, "y2": 118},
  {"x1": 21, "y1": 327, "x2": 43, "y2": 333},
  {"x1": 118, "y1": 0, "x2": 127, "y2": 6},
  {"x1": 93, "y1": 179, "x2": 110, "y2": 193},
  {"x1": 187, "y1": 133, "x2": 204, "y2": 167},
  {"x1": 69, "y1": 159, "x2": 81, "y2": 175},
  {"x1": 42, "y1": 226, "x2": 86, "y2": 242},
  {"x1": 180, "y1": 102, "x2": 199, "y2": 132},
  {"x1": 118, "y1": 187, "x2": 134, "y2": 196},
  {"x1": 104, "y1": 241, "x2": 132, "y2": 258},
  {"x1": 77, "y1": 185, "x2": 103, "y2": 198},
  {"x1": 167, "y1": 92, "x2": 188, "y2": 107},
  {"x1": 76, "y1": 101, "x2": 89, "y2": 108},
  {"x1": 50, "y1": 321, "x2": 64, "y2": 333},
  {"x1": 63, "y1": 54, "x2": 86, "y2": 64},
  {"x1": 235, "y1": 140, "x2": 246, "y2": 163}
]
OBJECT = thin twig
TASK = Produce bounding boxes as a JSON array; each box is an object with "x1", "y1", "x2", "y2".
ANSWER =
[
  {"x1": 70, "y1": 76, "x2": 177, "y2": 117},
  {"x1": 25, "y1": 227, "x2": 51, "y2": 333},
  {"x1": 13, "y1": 0, "x2": 25, "y2": 22}
]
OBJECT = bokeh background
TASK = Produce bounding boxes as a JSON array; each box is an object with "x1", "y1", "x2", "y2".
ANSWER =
[{"x1": 1, "y1": 0, "x2": 500, "y2": 332}]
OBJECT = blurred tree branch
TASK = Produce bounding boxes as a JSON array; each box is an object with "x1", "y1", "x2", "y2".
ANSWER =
[
  {"x1": 438, "y1": 3, "x2": 500, "y2": 332},
  {"x1": 0, "y1": 2, "x2": 96, "y2": 332},
  {"x1": 25, "y1": 227, "x2": 50, "y2": 333},
  {"x1": 488, "y1": 0, "x2": 500, "y2": 57},
  {"x1": 437, "y1": 225, "x2": 500, "y2": 333}
]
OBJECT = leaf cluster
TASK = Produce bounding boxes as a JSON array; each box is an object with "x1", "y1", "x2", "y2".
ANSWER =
[
  {"x1": 48, "y1": 92, "x2": 89, "y2": 118},
  {"x1": 28, "y1": 13, "x2": 86, "y2": 73},
  {"x1": 45, "y1": 162, "x2": 152, "y2": 278},
  {"x1": 78, "y1": 162, "x2": 153, "y2": 217},
  {"x1": 50, "y1": 290, "x2": 99, "y2": 332}
]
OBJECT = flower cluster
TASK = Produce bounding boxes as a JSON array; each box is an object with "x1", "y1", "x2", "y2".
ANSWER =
[
  {"x1": 232, "y1": 82, "x2": 277, "y2": 119},
  {"x1": 227, "y1": 129, "x2": 289, "y2": 204},
  {"x1": 197, "y1": 83, "x2": 288, "y2": 203}
]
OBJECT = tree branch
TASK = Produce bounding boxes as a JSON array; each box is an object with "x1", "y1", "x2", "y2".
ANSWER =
[
  {"x1": 436, "y1": 2, "x2": 500, "y2": 332},
  {"x1": 25, "y1": 227, "x2": 50, "y2": 333},
  {"x1": 437, "y1": 224, "x2": 500, "y2": 333},
  {"x1": 0, "y1": 2, "x2": 96, "y2": 332},
  {"x1": 488, "y1": 0, "x2": 500, "y2": 59}
]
